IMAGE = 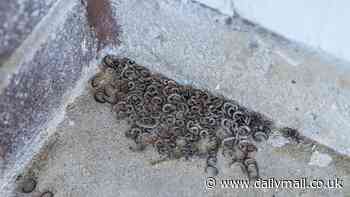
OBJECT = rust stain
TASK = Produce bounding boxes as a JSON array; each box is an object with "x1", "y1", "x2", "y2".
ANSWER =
[
  {"x1": 84, "y1": 0, "x2": 120, "y2": 51},
  {"x1": 0, "y1": 144, "x2": 6, "y2": 171},
  {"x1": 0, "y1": 144, "x2": 6, "y2": 159},
  {"x1": 337, "y1": 75, "x2": 350, "y2": 90}
]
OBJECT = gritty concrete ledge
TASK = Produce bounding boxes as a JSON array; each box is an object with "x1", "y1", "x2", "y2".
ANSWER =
[{"x1": 194, "y1": 0, "x2": 350, "y2": 64}]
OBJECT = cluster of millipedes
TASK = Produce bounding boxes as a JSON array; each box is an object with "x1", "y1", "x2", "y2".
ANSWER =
[{"x1": 90, "y1": 55, "x2": 273, "y2": 180}]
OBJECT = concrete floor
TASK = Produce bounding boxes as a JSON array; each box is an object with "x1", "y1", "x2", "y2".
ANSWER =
[
  {"x1": 12, "y1": 89, "x2": 350, "y2": 197},
  {"x1": 1, "y1": 0, "x2": 350, "y2": 196},
  {"x1": 10, "y1": 88, "x2": 349, "y2": 197}
]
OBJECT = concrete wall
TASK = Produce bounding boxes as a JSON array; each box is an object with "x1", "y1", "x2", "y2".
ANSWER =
[{"x1": 194, "y1": 0, "x2": 350, "y2": 63}]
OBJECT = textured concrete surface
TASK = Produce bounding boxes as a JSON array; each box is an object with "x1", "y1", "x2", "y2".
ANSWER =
[
  {"x1": 8, "y1": 89, "x2": 348, "y2": 197},
  {"x1": 109, "y1": 0, "x2": 350, "y2": 156},
  {"x1": 0, "y1": 0, "x2": 58, "y2": 64},
  {"x1": 0, "y1": 1, "x2": 96, "y2": 193},
  {"x1": 1, "y1": 0, "x2": 350, "y2": 196},
  {"x1": 194, "y1": 0, "x2": 350, "y2": 63},
  {"x1": 0, "y1": 0, "x2": 92, "y2": 166}
]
